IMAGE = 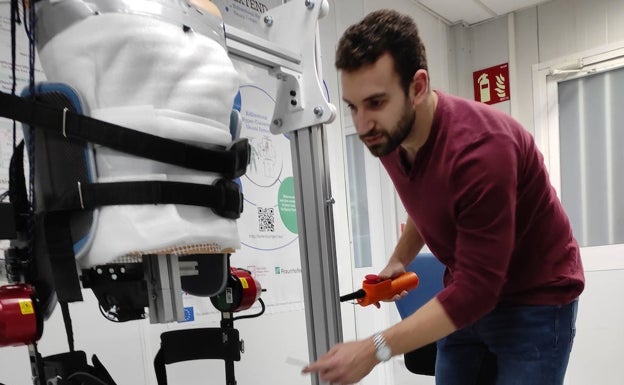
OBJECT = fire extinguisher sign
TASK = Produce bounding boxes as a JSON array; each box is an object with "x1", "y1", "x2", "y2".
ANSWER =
[{"x1": 473, "y1": 63, "x2": 510, "y2": 105}]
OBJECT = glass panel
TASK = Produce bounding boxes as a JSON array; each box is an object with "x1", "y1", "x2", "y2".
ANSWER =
[
  {"x1": 345, "y1": 134, "x2": 372, "y2": 268},
  {"x1": 558, "y1": 66, "x2": 624, "y2": 247}
]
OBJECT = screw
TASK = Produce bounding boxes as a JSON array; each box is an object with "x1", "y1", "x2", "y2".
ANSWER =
[
  {"x1": 313, "y1": 106, "x2": 324, "y2": 116},
  {"x1": 264, "y1": 16, "x2": 273, "y2": 26},
  {"x1": 305, "y1": 0, "x2": 315, "y2": 10},
  {"x1": 273, "y1": 119, "x2": 282, "y2": 127},
  {"x1": 290, "y1": 99, "x2": 297, "y2": 106}
]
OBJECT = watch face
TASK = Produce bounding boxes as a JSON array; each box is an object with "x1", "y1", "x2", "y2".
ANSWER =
[{"x1": 376, "y1": 345, "x2": 391, "y2": 361}]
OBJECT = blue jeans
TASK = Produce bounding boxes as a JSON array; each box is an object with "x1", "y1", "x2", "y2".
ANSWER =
[{"x1": 435, "y1": 300, "x2": 578, "y2": 385}]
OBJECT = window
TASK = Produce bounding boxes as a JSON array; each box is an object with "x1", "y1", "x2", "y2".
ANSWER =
[
  {"x1": 558, "y1": 67, "x2": 624, "y2": 247},
  {"x1": 533, "y1": 43, "x2": 624, "y2": 270},
  {"x1": 345, "y1": 134, "x2": 372, "y2": 268}
]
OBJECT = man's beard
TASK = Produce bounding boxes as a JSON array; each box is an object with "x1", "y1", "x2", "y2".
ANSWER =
[{"x1": 361, "y1": 102, "x2": 415, "y2": 157}]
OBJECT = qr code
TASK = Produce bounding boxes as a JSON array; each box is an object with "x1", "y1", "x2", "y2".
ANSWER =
[{"x1": 258, "y1": 207, "x2": 275, "y2": 232}]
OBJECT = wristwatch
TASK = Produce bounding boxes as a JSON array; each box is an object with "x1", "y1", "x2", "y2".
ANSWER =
[{"x1": 372, "y1": 332, "x2": 392, "y2": 362}]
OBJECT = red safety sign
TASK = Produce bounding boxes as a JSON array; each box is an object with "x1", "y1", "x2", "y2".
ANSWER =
[{"x1": 473, "y1": 63, "x2": 510, "y2": 105}]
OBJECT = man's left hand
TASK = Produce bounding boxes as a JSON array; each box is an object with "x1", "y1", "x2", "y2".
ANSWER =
[{"x1": 302, "y1": 339, "x2": 379, "y2": 385}]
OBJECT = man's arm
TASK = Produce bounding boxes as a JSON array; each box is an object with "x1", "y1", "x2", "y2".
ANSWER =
[
  {"x1": 302, "y1": 296, "x2": 456, "y2": 384},
  {"x1": 384, "y1": 296, "x2": 456, "y2": 355},
  {"x1": 379, "y1": 216, "x2": 425, "y2": 278}
]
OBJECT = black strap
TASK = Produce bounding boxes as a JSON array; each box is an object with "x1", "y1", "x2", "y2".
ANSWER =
[
  {"x1": 153, "y1": 349, "x2": 168, "y2": 385},
  {"x1": 38, "y1": 351, "x2": 117, "y2": 385},
  {"x1": 50, "y1": 179, "x2": 243, "y2": 220},
  {"x1": 60, "y1": 301, "x2": 75, "y2": 353},
  {"x1": 43, "y1": 213, "x2": 84, "y2": 303},
  {"x1": 154, "y1": 328, "x2": 241, "y2": 385},
  {"x1": 0, "y1": 91, "x2": 250, "y2": 179},
  {"x1": 9, "y1": 140, "x2": 29, "y2": 232}
]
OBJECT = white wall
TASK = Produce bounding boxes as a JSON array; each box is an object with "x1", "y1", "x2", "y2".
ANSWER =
[{"x1": 454, "y1": 0, "x2": 624, "y2": 136}]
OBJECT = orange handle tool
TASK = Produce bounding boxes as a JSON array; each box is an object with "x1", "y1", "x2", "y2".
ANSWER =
[{"x1": 356, "y1": 272, "x2": 419, "y2": 307}]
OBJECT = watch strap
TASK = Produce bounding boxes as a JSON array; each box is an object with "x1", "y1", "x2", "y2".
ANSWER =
[{"x1": 373, "y1": 332, "x2": 391, "y2": 362}]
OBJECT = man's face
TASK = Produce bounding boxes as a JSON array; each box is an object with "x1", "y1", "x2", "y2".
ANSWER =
[{"x1": 341, "y1": 53, "x2": 415, "y2": 157}]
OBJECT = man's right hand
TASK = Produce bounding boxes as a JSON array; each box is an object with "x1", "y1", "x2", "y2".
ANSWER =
[{"x1": 372, "y1": 259, "x2": 409, "y2": 308}]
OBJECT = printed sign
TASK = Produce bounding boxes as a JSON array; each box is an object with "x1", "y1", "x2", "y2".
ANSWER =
[{"x1": 473, "y1": 63, "x2": 510, "y2": 105}]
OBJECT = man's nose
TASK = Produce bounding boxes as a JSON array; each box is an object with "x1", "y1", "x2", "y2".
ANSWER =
[{"x1": 353, "y1": 110, "x2": 374, "y2": 136}]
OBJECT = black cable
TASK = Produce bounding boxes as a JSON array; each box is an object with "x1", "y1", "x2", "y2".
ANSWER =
[
  {"x1": 67, "y1": 372, "x2": 111, "y2": 385},
  {"x1": 18, "y1": 0, "x2": 37, "y2": 269},
  {"x1": 10, "y1": 0, "x2": 18, "y2": 150},
  {"x1": 232, "y1": 297, "x2": 266, "y2": 321},
  {"x1": 339, "y1": 289, "x2": 366, "y2": 302}
]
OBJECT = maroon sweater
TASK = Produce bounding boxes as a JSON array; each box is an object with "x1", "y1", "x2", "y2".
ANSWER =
[{"x1": 381, "y1": 91, "x2": 584, "y2": 328}]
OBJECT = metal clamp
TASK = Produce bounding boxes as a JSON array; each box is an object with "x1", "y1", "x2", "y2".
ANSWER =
[
  {"x1": 62, "y1": 107, "x2": 68, "y2": 138},
  {"x1": 77, "y1": 181, "x2": 85, "y2": 209}
]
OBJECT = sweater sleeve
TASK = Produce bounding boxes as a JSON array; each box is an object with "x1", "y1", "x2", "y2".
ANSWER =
[{"x1": 436, "y1": 133, "x2": 518, "y2": 328}]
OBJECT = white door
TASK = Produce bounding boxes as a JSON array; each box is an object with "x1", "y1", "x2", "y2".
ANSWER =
[
  {"x1": 343, "y1": 132, "x2": 401, "y2": 385},
  {"x1": 533, "y1": 44, "x2": 624, "y2": 385}
]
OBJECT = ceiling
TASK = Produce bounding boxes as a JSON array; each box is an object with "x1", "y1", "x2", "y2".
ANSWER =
[{"x1": 415, "y1": 0, "x2": 551, "y2": 25}]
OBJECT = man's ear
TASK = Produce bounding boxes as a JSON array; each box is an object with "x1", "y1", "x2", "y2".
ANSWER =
[{"x1": 410, "y1": 69, "x2": 429, "y2": 105}]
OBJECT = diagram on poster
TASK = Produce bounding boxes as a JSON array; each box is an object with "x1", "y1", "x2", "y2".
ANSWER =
[{"x1": 238, "y1": 85, "x2": 298, "y2": 252}]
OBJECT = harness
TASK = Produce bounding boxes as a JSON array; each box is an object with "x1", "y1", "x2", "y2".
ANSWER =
[{"x1": 0, "y1": 85, "x2": 248, "y2": 306}]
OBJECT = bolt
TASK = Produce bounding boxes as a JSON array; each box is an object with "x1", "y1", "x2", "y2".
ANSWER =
[
  {"x1": 264, "y1": 15, "x2": 273, "y2": 26},
  {"x1": 290, "y1": 99, "x2": 297, "y2": 106},
  {"x1": 313, "y1": 106, "x2": 324, "y2": 116},
  {"x1": 305, "y1": 0, "x2": 315, "y2": 10},
  {"x1": 326, "y1": 197, "x2": 335, "y2": 205},
  {"x1": 273, "y1": 118, "x2": 282, "y2": 127}
]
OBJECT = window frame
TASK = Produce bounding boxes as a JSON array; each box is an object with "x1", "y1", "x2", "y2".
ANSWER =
[{"x1": 532, "y1": 42, "x2": 624, "y2": 272}]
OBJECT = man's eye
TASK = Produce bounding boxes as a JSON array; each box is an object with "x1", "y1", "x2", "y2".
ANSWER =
[{"x1": 368, "y1": 99, "x2": 384, "y2": 108}]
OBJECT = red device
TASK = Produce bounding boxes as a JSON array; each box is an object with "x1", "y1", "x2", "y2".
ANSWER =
[
  {"x1": 340, "y1": 272, "x2": 419, "y2": 307},
  {"x1": 0, "y1": 284, "x2": 41, "y2": 347},
  {"x1": 210, "y1": 268, "x2": 262, "y2": 312}
]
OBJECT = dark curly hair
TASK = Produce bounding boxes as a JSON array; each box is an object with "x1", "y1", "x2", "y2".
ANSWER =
[{"x1": 335, "y1": 9, "x2": 428, "y2": 94}]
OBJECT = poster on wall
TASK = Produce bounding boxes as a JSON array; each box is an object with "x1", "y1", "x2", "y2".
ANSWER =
[
  {"x1": 181, "y1": 58, "x2": 303, "y2": 324},
  {"x1": 473, "y1": 63, "x2": 510, "y2": 105}
]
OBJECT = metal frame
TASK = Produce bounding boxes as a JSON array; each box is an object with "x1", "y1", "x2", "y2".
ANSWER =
[{"x1": 223, "y1": 1, "x2": 340, "y2": 384}]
